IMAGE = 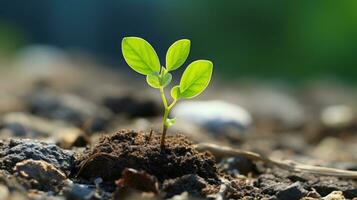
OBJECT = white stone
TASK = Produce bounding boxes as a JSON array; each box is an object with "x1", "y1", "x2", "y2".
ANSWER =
[
  {"x1": 172, "y1": 100, "x2": 252, "y2": 133},
  {"x1": 321, "y1": 105, "x2": 354, "y2": 128}
]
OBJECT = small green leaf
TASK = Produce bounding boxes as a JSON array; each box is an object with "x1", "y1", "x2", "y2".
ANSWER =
[
  {"x1": 166, "y1": 118, "x2": 176, "y2": 126},
  {"x1": 166, "y1": 39, "x2": 190, "y2": 71},
  {"x1": 146, "y1": 71, "x2": 172, "y2": 89},
  {"x1": 146, "y1": 72, "x2": 161, "y2": 88},
  {"x1": 161, "y1": 66, "x2": 169, "y2": 75},
  {"x1": 171, "y1": 85, "x2": 180, "y2": 100},
  {"x1": 160, "y1": 72, "x2": 172, "y2": 87},
  {"x1": 122, "y1": 37, "x2": 161, "y2": 75},
  {"x1": 179, "y1": 60, "x2": 213, "y2": 99}
]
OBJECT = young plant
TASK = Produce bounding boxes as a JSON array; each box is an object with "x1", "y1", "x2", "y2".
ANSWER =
[{"x1": 122, "y1": 37, "x2": 213, "y2": 149}]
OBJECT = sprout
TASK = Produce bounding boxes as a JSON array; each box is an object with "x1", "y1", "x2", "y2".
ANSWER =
[{"x1": 122, "y1": 37, "x2": 213, "y2": 149}]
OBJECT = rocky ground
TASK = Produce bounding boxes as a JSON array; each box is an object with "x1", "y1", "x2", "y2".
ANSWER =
[{"x1": 0, "y1": 49, "x2": 356, "y2": 199}]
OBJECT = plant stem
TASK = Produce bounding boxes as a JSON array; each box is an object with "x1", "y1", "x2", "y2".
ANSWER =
[
  {"x1": 159, "y1": 87, "x2": 169, "y2": 149},
  {"x1": 160, "y1": 87, "x2": 168, "y2": 108},
  {"x1": 168, "y1": 99, "x2": 177, "y2": 110},
  {"x1": 160, "y1": 107, "x2": 169, "y2": 150},
  {"x1": 159, "y1": 87, "x2": 177, "y2": 150}
]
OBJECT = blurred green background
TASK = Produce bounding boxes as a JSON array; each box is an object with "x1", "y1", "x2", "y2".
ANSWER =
[{"x1": 1, "y1": 0, "x2": 357, "y2": 82}]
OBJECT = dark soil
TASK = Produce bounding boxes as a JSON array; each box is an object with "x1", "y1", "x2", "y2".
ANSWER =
[
  {"x1": 75, "y1": 130, "x2": 219, "y2": 184},
  {"x1": 162, "y1": 174, "x2": 218, "y2": 198},
  {"x1": 72, "y1": 130, "x2": 357, "y2": 199}
]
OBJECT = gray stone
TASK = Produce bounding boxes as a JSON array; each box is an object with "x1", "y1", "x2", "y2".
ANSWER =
[
  {"x1": 63, "y1": 183, "x2": 96, "y2": 200},
  {"x1": 276, "y1": 182, "x2": 307, "y2": 200},
  {"x1": 0, "y1": 139, "x2": 74, "y2": 176}
]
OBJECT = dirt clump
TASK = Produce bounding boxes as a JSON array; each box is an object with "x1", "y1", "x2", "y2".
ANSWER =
[
  {"x1": 75, "y1": 130, "x2": 219, "y2": 185},
  {"x1": 162, "y1": 174, "x2": 217, "y2": 199}
]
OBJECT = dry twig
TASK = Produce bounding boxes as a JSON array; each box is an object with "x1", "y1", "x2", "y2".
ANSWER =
[{"x1": 196, "y1": 143, "x2": 357, "y2": 179}]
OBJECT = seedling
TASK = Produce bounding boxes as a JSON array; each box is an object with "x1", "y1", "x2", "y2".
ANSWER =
[{"x1": 122, "y1": 37, "x2": 213, "y2": 149}]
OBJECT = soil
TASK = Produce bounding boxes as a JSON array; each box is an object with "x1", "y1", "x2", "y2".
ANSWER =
[
  {"x1": 76, "y1": 130, "x2": 218, "y2": 183},
  {"x1": 75, "y1": 130, "x2": 222, "y2": 198}
]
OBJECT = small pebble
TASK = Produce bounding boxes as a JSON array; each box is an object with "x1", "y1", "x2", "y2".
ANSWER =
[
  {"x1": 63, "y1": 183, "x2": 96, "y2": 200},
  {"x1": 322, "y1": 191, "x2": 345, "y2": 200},
  {"x1": 321, "y1": 105, "x2": 354, "y2": 128},
  {"x1": 14, "y1": 159, "x2": 67, "y2": 191}
]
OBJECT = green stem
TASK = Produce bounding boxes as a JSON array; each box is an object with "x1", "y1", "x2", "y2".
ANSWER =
[
  {"x1": 159, "y1": 87, "x2": 177, "y2": 150},
  {"x1": 168, "y1": 99, "x2": 177, "y2": 110},
  {"x1": 160, "y1": 87, "x2": 168, "y2": 109},
  {"x1": 160, "y1": 107, "x2": 169, "y2": 150}
]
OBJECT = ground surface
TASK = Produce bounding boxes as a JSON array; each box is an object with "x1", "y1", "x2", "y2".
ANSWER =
[{"x1": 0, "y1": 55, "x2": 356, "y2": 199}]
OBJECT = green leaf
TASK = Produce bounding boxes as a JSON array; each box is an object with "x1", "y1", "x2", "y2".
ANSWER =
[
  {"x1": 179, "y1": 60, "x2": 213, "y2": 99},
  {"x1": 166, "y1": 39, "x2": 190, "y2": 71},
  {"x1": 171, "y1": 85, "x2": 180, "y2": 100},
  {"x1": 160, "y1": 72, "x2": 172, "y2": 87},
  {"x1": 146, "y1": 72, "x2": 161, "y2": 88},
  {"x1": 122, "y1": 37, "x2": 161, "y2": 75},
  {"x1": 146, "y1": 71, "x2": 172, "y2": 89},
  {"x1": 166, "y1": 118, "x2": 176, "y2": 126}
]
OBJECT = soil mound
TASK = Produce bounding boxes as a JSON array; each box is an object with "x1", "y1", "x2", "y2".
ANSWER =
[{"x1": 76, "y1": 130, "x2": 219, "y2": 184}]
